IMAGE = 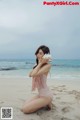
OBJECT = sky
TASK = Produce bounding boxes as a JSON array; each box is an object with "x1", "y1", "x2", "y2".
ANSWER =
[{"x1": 0, "y1": 0, "x2": 80, "y2": 59}]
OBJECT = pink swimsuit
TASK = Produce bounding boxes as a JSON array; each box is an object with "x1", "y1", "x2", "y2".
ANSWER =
[{"x1": 32, "y1": 74, "x2": 53, "y2": 101}]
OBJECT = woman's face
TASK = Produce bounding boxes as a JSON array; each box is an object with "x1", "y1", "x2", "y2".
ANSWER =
[{"x1": 36, "y1": 49, "x2": 44, "y2": 60}]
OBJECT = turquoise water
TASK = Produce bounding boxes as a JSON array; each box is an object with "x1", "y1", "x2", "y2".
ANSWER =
[{"x1": 0, "y1": 59, "x2": 80, "y2": 80}]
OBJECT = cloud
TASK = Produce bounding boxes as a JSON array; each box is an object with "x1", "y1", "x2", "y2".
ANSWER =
[{"x1": 0, "y1": 0, "x2": 80, "y2": 59}]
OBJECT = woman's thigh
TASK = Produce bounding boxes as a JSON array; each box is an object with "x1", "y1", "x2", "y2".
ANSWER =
[
  {"x1": 22, "y1": 96, "x2": 51, "y2": 113},
  {"x1": 24, "y1": 95, "x2": 40, "y2": 104},
  {"x1": 21, "y1": 95, "x2": 40, "y2": 111}
]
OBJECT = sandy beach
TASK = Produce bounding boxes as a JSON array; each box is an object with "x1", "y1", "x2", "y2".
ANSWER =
[{"x1": 0, "y1": 76, "x2": 80, "y2": 120}]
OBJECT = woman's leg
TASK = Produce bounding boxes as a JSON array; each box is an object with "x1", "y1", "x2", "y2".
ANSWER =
[
  {"x1": 22, "y1": 96, "x2": 52, "y2": 114},
  {"x1": 21, "y1": 95, "x2": 39, "y2": 111},
  {"x1": 24, "y1": 95, "x2": 39, "y2": 103}
]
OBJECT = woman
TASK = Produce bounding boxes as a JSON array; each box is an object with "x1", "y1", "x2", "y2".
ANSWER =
[{"x1": 21, "y1": 45, "x2": 53, "y2": 114}]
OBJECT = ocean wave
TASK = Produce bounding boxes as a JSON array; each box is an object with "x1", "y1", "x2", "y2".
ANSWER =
[
  {"x1": 0, "y1": 67, "x2": 17, "y2": 71},
  {"x1": 25, "y1": 62, "x2": 34, "y2": 64},
  {"x1": 52, "y1": 64, "x2": 80, "y2": 68}
]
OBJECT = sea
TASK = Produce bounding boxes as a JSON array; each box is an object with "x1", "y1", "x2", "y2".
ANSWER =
[{"x1": 0, "y1": 59, "x2": 80, "y2": 80}]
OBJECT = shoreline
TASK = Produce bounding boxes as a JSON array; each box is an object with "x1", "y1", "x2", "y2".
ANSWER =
[{"x1": 0, "y1": 74, "x2": 80, "y2": 79}]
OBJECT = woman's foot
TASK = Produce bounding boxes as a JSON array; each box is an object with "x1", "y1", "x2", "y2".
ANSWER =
[{"x1": 46, "y1": 102, "x2": 52, "y2": 110}]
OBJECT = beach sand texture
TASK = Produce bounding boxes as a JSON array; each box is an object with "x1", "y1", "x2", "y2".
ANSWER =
[{"x1": 0, "y1": 76, "x2": 80, "y2": 120}]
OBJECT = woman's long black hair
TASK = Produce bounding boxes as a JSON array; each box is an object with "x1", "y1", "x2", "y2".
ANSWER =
[{"x1": 33, "y1": 45, "x2": 50, "y2": 69}]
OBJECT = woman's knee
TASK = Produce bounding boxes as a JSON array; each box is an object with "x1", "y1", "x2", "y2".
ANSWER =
[
  {"x1": 21, "y1": 104, "x2": 36, "y2": 114},
  {"x1": 21, "y1": 106, "x2": 31, "y2": 114}
]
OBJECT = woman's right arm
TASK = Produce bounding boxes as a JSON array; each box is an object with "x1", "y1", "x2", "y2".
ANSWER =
[{"x1": 29, "y1": 63, "x2": 42, "y2": 77}]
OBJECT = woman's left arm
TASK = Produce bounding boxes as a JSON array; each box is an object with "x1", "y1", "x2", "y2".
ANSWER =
[{"x1": 29, "y1": 58, "x2": 51, "y2": 77}]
